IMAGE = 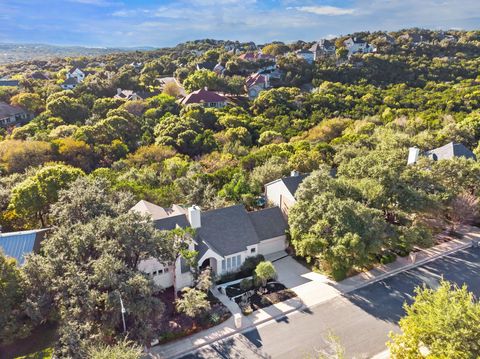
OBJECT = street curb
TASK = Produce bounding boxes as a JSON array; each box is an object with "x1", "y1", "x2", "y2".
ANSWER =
[
  {"x1": 158, "y1": 298, "x2": 304, "y2": 359},
  {"x1": 341, "y1": 241, "x2": 473, "y2": 294}
]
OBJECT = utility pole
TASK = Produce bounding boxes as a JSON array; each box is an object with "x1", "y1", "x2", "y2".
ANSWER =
[{"x1": 117, "y1": 291, "x2": 127, "y2": 333}]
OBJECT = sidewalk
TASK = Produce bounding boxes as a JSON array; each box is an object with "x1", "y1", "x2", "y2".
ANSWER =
[
  {"x1": 147, "y1": 287, "x2": 303, "y2": 358},
  {"x1": 146, "y1": 225, "x2": 479, "y2": 359}
]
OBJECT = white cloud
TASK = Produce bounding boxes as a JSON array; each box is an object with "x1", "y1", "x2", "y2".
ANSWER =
[{"x1": 295, "y1": 5, "x2": 355, "y2": 16}]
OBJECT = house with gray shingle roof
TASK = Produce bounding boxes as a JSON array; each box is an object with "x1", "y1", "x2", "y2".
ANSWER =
[
  {"x1": 264, "y1": 171, "x2": 309, "y2": 216},
  {"x1": 131, "y1": 200, "x2": 288, "y2": 290},
  {"x1": 0, "y1": 101, "x2": 32, "y2": 128},
  {"x1": 407, "y1": 142, "x2": 476, "y2": 165}
]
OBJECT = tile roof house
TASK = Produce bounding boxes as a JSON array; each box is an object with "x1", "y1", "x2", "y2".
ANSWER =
[
  {"x1": 0, "y1": 102, "x2": 32, "y2": 128},
  {"x1": 407, "y1": 142, "x2": 476, "y2": 165},
  {"x1": 131, "y1": 201, "x2": 288, "y2": 290},
  {"x1": 0, "y1": 229, "x2": 49, "y2": 265},
  {"x1": 179, "y1": 88, "x2": 228, "y2": 108},
  {"x1": 264, "y1": 171, "x2": 309, "y2": 216},
  {"x1": 245, "y1": 73, "x2": 270, "y2": 99}
]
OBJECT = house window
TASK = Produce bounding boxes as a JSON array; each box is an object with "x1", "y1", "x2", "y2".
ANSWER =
[
  {"x1": 250, "y1": 248, "x2": 256, "y2": 254},
  {"x1": 164, "y1": 268, "x2": 169, "y2": 273},
  {"x1": 237, "y1": 255, "x2": 241, "y2": 267},
  {"x1": 222, "y1": 260, "x2": 226, "y2": 271},
  {"x1": 227, "y1": 257, "x2": 231, "y2": 270},
  {"x1": 158, "y1": 269, "x2": 163, "y2": 275}
]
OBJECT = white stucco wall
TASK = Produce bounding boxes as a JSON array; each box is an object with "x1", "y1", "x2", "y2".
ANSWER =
[
  {"x1": 258, "y1": 235, "x2": 287, "y2": 255},
  {"x1": 265, "y1": 180, "x2": 294, "y2": 207},
  {"x1": 138, "y1": 258, "x2": 174, "y2": 289}
]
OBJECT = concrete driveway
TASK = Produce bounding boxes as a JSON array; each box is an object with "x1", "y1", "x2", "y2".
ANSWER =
[{"x1": 273, "y1": 256, "x2": 340, "y2": 306}]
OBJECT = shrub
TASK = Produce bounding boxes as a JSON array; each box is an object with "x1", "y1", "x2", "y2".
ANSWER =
[
  {"x1": 240, "y1": 254, "x2": 265, "y2": 274},
  {"x1": 209, "y1": 313, "x2": 220, "y2": 325},
  {"x1": 255, "y1": 261, "x2": 277, "y2": 287},
  {"x1": 240, "y1": 278, "x2": 253, "y2": 291}
]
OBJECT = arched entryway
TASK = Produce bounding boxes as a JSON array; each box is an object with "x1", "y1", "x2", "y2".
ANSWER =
[{"x1": 200, "y1": 257, "x2": 218, "y2": 274}]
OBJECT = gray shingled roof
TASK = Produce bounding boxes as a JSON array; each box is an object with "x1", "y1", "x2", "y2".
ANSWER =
[
  {"x1": 281, "y1": 174, "x2": 309, "y2": 197},
  {"x1": 62, "y1": 77, "x2": 78, "y2": 85},
  {"x1": 0, "y1": 102, "x2": 26, "y2": 118},
  {"x1": 248, "y1": 207, "x2": 287, "y2": 241},
  {"x1": 426, "y1": 142, "x2": 476, "y2": 161},
  {"x1": 196, "y1": 205, "x2": 259, "y2": 257},
  {"x1": 153, "y1": 214, "x2": 190, "y2": 231}
]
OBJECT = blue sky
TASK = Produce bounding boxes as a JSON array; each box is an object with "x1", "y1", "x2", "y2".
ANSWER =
[{"x1": 0, "y1": 0, "x2": 479, "y2": 48}]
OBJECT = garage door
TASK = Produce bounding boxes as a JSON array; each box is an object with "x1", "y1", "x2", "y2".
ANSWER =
[{"x1": 258, "y1": 236, "x2": 286, "y2": 256}]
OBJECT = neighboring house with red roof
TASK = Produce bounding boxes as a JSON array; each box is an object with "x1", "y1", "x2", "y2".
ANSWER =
[
  {"x1": 179, "y1": 88, "x2": 228, "y2": 108},
  {"x1": 245, "y1": 73, "x2": 270, "y2": 99}
]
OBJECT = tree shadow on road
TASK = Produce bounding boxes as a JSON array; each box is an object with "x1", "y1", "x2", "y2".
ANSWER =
[{"x1": 342, "y1": 248, "x2": 480, "y2": 324}]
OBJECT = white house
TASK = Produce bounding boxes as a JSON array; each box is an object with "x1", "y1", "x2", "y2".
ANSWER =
[
  {"x1": 407, "y1": 142, "x2": 476, "y2": 165},
  {"x1": 131, "y1": 201, "x2": 288, "y2": 290},
  {"x1": 343, "y1": 37, "x2": 375, "y2": 57},
  {"x1": 245, "y1": 73, "x2": 270, "y2": 99},
  {"x1": 60, "y1": 77, "x2": 78, "y2": 90},
  {"x1": 66, "y1": 68, "x2": 86, "y2": 82},
  {"x1": 264, "y1": 171, "x2": 309, "y2": 216},
  {"x1": 295, "y1": 49, "x2": 315, "y2": 64}
]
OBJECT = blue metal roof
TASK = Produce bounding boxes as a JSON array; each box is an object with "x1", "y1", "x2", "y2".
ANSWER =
[{"x1": 0, "y1": 230, "x2": 44, "y2": 265}]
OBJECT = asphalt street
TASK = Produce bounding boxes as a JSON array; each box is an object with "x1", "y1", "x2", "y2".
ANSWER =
[{"x1": 180, "y1": 247, "x2": 480, "y2": 359}]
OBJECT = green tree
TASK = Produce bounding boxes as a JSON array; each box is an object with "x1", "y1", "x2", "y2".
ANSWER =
[
  {"x1": 183, "y1": 70, "x2": 224, "y2": 93},
  {"x1": 10, "y1": 92, "x2": 44, "y2": 114},
  {"x1": 388, "y1": 281, "x2": 480, "y2": 359},
  {"x1": 0, "y1": 251, "x2": 31, "y2": 344},
  {"x1": 175, "y1": 287, "x2": 211, "y2": 318},
  {"x1": 255, "y1": 261, "x2": 276, "y2": 287},
  {"x1": 8, "y1": 164, "x2": 84, "y2": 226},
  {"x1": 28, "y1": 178, "x2": 170, "y2": 356}
]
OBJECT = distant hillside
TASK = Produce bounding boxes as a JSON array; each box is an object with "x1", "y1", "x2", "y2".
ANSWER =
[{"x1": 0, "y1": 43, "x2": 155, "y2": 64}]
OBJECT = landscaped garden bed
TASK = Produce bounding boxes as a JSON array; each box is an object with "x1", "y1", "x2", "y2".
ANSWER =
[
  {"x1": 235, "y1": 281, "x2": 297, "y2": 315},
  {"x1": 153, "y1": 287, "x2": 231, "y2": 345}
]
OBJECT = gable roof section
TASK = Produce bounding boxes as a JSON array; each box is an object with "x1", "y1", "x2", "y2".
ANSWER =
[
  {"x1": 0, "y1": 229, "x2": 48, "y2": 265},
  {"x1": 197, "y1": 205, "x2": 259, "y2": 257},
  {"x1": 248, "y1": 207, "x2": 287, "y2": 241},
  {"x1": 281, "y1": 174, "x2": 309, "y2": 197},
  {"x1": 0, "y1": 80, "x2": 20, "y2": 87},
  {"x1": 426, "y1": 142, "x2": 476, "y2": 161},
  {"x1": 180, "y1": 88, "x2": 227, "y2": 105},
  {"x1": 62, "y1": 77, "x2": 78, "y2": 85},
  {"x1": 154, "y1": 215, "x2": 190, "y2": 231},
  {"x1": 131, "y1": 200, "x2": 185, "y2": 220},
  {"x1": 0, "y1": 102, "x2": 26, "y2": 118},
  {"x1": 246, "y1": 73, "x2": 267, "y2": 87}
]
